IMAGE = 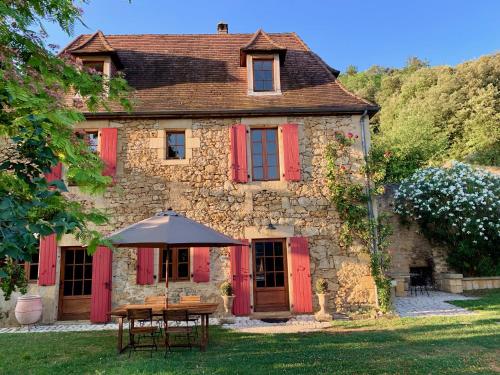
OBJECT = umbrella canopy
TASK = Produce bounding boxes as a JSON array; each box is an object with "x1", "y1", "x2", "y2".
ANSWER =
[{"x1": 106, "y1": 208, "x2": 243, "y2": 248}]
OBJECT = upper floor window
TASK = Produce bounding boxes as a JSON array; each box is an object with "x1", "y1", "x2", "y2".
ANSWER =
[
  {"x1": 253, "y1": 59, "x2": 274, "y2": 92},
  {"x1": 82, "y1": 60, "x2": 105, "y2": 75},
  {"x1": 85, "y1": 130, "x2": 99, "y2": 152},
  {"x1": 166, "y1": 131, "x2": 186, "y2": 160},
  {"x1": 159, "y1": 248, "x2": 190, "y2": 281},
  {"x1": 251, "y1": 128, "x2": 279, "y2": 181}
]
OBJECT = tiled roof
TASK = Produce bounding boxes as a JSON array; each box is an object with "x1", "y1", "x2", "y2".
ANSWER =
[{"x1": 64, "y1": 31, "x2": 378, "y2": 117}]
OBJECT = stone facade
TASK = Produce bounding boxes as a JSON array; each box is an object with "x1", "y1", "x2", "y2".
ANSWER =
[{"x1": 0, "y1": 114, "x2": 378, "y2": 326}]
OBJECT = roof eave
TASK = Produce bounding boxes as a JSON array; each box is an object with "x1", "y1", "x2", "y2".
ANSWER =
[{"x1": 82, "y1": 105, "x2": 380, "y2": 120}]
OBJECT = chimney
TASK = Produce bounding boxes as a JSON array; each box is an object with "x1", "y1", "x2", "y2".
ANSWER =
[{"x1": 217, "y1": 22, "x2": 228, "y2": 34}]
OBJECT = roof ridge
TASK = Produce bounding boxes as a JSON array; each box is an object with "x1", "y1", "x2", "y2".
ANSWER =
[
  {"x1": 290, "y1": 32, "x2": 311, "y2": 51},
  {"x1": 314, "y1": 51, "x2": 376, "y2": 106}
]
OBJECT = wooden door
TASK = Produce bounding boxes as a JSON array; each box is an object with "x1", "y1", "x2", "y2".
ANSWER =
[
  {"x1": 59, "y1": 247, "x2": 93, "y2": 320},
  {"x1": 253, "y1": 239, "x2": 289, "y2": 312}
]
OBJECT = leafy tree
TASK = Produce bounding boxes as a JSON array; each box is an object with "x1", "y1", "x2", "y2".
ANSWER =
[
  {"x1": 0, "y1": 0, "x2": 131, "y2": 298},
  {"x1": 339, "y1": 54, "x2": 500, "y2": 182}
]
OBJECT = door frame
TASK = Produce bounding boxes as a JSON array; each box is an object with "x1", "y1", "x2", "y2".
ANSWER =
[
  {"x1": 58, "y1": 246, "x2": 92, "y2": 320},
  {"x1": 252, "y1": 238, "x2": 290, "y2": 312}
]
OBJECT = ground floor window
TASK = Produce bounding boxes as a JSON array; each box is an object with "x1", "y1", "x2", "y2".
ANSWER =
[
  {"x1": 159, "y1": 248, "x2": 190, "y2": 282},
  {"x1": 18, "y1": 251, "x2": 40, "y2": 282}
]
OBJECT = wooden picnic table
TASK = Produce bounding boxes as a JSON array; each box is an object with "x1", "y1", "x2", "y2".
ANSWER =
[{"x1": 110, "y1": 302, "x2": 218, "y2": 353}]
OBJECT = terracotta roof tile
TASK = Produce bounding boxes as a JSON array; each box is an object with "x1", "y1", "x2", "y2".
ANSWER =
[{"x1": 63, "y1": 31, "x2": 378, "y2": 116}]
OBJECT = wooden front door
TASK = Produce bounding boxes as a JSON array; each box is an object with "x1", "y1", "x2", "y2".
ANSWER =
[
  {"x1": 253, "y1": 239, "x2": 289, "y2": 312},
  {"x1": 59, "y1": 247, "x2": 93, "y2": 320}
]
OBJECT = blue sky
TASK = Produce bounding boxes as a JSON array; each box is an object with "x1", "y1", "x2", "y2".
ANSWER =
[{"x1": 45, "y1": 0, "x2": 499, "y2": 72}]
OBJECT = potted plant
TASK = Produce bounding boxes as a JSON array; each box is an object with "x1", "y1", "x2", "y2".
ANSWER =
[
  {"x1": 314, "y1": 278, "x2": 332, "y2": 321},
  {"x1": 220, "y1": 281, "x2": 235, "y2": 316},
  {"x1": 1, "y1": 259, "x2": 42, "y2": 326}
]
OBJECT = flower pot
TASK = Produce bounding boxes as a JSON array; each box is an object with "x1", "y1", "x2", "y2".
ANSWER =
[
  {"x1": 315, "y1": 293, "x2": 332, "y2": 322},
  {"x1": 15, "y1": 295, "x2": 42, "y2": 326},
  {"x1": 317, "y1": 293, "x2": 327, "y2": 315},
  {"x1": 221, "y1": 295, "x2": 235, "y2": 315}
]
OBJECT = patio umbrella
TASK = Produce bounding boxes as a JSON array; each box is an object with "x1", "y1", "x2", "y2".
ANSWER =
[{"x1": 106, "y1": 208, "x2": 244, "y2": 307}]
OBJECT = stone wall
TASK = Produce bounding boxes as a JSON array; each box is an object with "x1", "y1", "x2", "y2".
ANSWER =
[
  {"x1": 380, "y1": 185, "x2": 451, "y2": 278},
  {"x1": 1, "y1": 114, "x2": 377, "y2": 326}
]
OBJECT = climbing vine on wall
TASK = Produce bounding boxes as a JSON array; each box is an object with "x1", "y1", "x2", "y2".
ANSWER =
[{"x1": 326, "y1": 130, "x2": 393, "y2": 312}]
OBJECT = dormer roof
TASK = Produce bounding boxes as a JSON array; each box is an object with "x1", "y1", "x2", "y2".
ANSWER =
[
  {"x1": 67, "y1": 30, "x2": 123, "y2": 68},
  {"x1": 240, "y1": 29, "x2": 287, "y2": 66}
]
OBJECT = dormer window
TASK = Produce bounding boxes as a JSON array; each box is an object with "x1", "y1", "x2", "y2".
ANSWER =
[
  {"x1": 253, "y1": 59, "x2": 274, "y2": 92},
  {"x1": 240, "y1": 30, "x2": 286, "y2": 96},
  {"x1": 82, "y1": 60, "x2": 105, "y2": 75}
]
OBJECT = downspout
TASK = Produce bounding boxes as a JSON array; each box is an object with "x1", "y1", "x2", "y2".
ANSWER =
[
  {"x1": 359, "y1": 110, "x2": 381, "y2": 307},
  {"x1": 359, "y1": 110, "x2": 378, "y2": 254}
]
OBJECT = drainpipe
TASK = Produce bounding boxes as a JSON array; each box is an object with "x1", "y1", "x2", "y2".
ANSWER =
[
  {"x1": 359, "y1": 110, "x2": 381, "y2": 308},
  {"x1": 359, "y1": 110, "x2": 378, "y2": 255}
]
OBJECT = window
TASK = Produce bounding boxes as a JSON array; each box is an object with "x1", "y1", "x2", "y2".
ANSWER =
[
  {"x1": 251, "y1": 128, "x2": 279, "y2": 181},
  {"x1": 75, "y1": 130, "x2": 99, "y2": 153},
  {"x1": 82, "y1": 60, "x2": 104, "y2": 75},
  {"x1": 166, "y1": 131, "x2": 186, "y2": 160},
  {"x1": 85, "y1": 130, "x2": 99, "y2": 152},
  {"x1": 18, "y1": 251, "x2": 40, "y2": 282},
  {"x1": 159, "y1": 248, "x2": 190, "y2": 281},
  {"x1": 253, "y1": 59, "x2": 274, "y2": 92}
]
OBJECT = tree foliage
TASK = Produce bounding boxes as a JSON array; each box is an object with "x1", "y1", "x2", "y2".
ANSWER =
[
  {"x1": 0, "y1": 0, "x2": 131, "y2": 298},
  {"x1": 340, "y1": 55, "x2": 500, "y2": 182}
]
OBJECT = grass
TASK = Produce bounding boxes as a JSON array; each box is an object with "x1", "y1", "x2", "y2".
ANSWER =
[{"x1": 0, "y1": 290, "x2": 499, "y2": 375}]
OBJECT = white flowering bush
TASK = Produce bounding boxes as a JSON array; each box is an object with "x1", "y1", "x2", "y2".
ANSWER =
[{"x1": 395, "y1": 162, "x2": 500, "y2": 276}]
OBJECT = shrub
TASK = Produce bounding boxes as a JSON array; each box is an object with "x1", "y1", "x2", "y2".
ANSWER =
[
  {"x1": 220, "y1": 281, "x2": 233, "y2": 296},
  {"x1": 315, "y1": 278, "x2": 328, "y2": 294},
  {"x1": 395, "y1": 162, "x2": 500, "y2": 276}
]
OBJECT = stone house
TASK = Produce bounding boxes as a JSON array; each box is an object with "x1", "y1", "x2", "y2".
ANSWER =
[{"x1": 0, "y1": 24, "x2": 380, "y2": 326}]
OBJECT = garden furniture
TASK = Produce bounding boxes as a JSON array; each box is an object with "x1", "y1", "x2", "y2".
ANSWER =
[
  {"x1": 126, "y1": 308, "x2": 158, "y2": 357},
  {"x1": 110, "y1": 302, "x2": 218, "y2": 354},
  {"x1": 163, "y1": 309, "x2": 193, "y2": 354}
]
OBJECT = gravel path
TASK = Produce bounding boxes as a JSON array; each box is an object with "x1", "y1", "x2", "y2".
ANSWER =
[{"x1": 222, "y1": 315, "x2": 331, "y2": 334}]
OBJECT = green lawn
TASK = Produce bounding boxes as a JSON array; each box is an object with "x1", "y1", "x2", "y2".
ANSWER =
[{"x1": 1, "y1": 290, "x2": 499, "y2": 375}]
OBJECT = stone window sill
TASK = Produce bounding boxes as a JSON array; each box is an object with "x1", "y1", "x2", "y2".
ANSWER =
[{"x1": 160, "y1": 158, "x2": 190, "y2": 166}]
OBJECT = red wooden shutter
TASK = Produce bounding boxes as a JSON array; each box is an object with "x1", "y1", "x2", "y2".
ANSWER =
[
  {"x1": 192, "y1": 247, "x2": 210, "y2": 282},
  {"x1": 99, "y1": 128, "x2": 118, "y2": 177},
  {"x1": 44, "y1": 163, "x2": 62, "y2": 183},
  {"x1": 281, "y1": 124, "x2": 301, "y2": 181},
  {"x1": 90, "y1": 246, "x2": 113, "y2": 323},
  {"x1": 38, "y1": 234, "x2": 57, "y2": 286},
  {"x1": 230, "y1": 240, "x2": 251, "y2": 315},
  {"x1": 136, "y1": 247, "x2": 154, "y2": 285},
  {"x1": 290, "y1": 236, "x2": 313, "y2": 313},
  {"x1": 230, "y1": 124, "x2": 248, "y2": 183}
]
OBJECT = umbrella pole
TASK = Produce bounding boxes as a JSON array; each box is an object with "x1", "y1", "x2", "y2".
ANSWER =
[{"x1": 165, "y1": 246, "x2": 169, "y2": 309}]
